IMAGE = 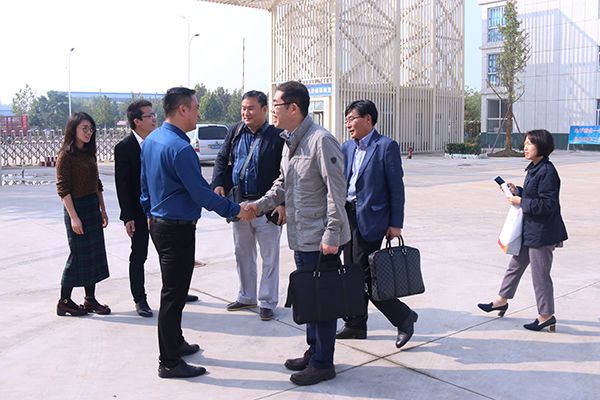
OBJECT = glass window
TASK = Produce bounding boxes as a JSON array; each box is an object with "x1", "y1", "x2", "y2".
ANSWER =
[
  {"x1": 488, "y1": 53, "x2": 500, "y2": 86},
  {"x1": 596, "y1": 100, "x2": 600, "y2": 125},
  {"x1": 487, "y1": 98, "x2": 509, "y2": 133},
  {"x1": 488, "y1": 6, "x2": 505, "y2": 42}
]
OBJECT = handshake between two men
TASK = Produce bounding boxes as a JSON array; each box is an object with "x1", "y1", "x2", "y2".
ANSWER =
[{"x1": 233, "y1": 201, "x2": 286, "y2": 225}]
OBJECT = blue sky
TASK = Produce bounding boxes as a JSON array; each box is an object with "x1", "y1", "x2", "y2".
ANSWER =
[{"x1": 465, "y1": 1, "x2": 483, "y2": 90}]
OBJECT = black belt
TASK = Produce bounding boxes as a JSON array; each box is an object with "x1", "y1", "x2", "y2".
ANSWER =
[{"x1": 150, "y1": 216, "x2": 197, "y2": 225}]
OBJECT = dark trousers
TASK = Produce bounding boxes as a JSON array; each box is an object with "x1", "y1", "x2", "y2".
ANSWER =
[
  {"x1": 293, "y1": 251, "x2": 337, "y2": 369},
  {"x1": 129, "y1": 216, "x2": 149, "y2": 304},
  {"x1": 149, "y1": 221, "x2": 196, "y2": 367},
  {"x1": 342, "y1": 203, "x2": 411, "y2": 331}
]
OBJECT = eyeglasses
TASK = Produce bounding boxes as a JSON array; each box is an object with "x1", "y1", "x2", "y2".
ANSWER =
[
  {"x1": 79, "y1": 126, "x2": 96, "y2": 134},
  {"x1": 272, "y1": 102, "x2": 293, "y2": 108},
  {"x1": 345, "y1": 115, "x2": 363, "y2": 124},
  {"x1": 141, "y1": 113, "x2": 157, "y2": 119}
]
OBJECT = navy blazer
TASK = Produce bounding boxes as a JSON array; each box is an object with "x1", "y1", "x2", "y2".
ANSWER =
[
  {"x1": 114, "y1": 132, "x2": 145, "y2": 223},
  {"x1": 519, "y1": 157, "x2": 568, "y2": 247},
  {"x1": 342, "y1": 130, "x2": 405, "y2": 242}
]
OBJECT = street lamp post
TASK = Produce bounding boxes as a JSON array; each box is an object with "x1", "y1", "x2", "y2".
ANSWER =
[
  {"x1": 68, "y1": 47, "x2": 75, "y2": 116},
  {"x1": 188, "y1": 34, "x2": 200, "y2": 87}
]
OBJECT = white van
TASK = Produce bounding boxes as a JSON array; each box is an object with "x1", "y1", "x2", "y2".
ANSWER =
[{"x1": 186, "y1": 124, "x2": 228, "y2": 163}]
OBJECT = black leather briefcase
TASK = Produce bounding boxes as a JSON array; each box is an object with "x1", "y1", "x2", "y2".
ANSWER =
[
  {"x1": 368, "y1": 236, "x2": 425, "y2": 301},
  {"x1": 285, "y1": 254, "x2": 365, "y2": 324}
]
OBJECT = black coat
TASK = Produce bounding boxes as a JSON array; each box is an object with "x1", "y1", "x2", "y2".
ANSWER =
[
  {"x1": 211, "y1": 122, "x2": 284, "y2": 197},
  {"x1": 519, "y1": 157, "x2": 568, "y2": 247},
  {"x1": 114, "y1": 133, "x2": 145, "y2": 223}
]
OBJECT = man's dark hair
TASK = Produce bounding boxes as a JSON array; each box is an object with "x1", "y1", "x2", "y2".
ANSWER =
[
  {"x1": 163, "y1": 87, "x2": 196, "y2": 116},
  {"x1": 242, "y1": 90, "x2": 268, "y2": 108},
  {"x1": 275, "y1": 81, "x2": 310, "y2": 117},
  {"x1": 345, "y1": 100, "x2": 378, "y2": 125},
  {"x1": 127, "y1": 99, "x2": 153, "y2": 129},
  {"x1": 526, "y1": 129, "x2": 554, "y2": 157}
]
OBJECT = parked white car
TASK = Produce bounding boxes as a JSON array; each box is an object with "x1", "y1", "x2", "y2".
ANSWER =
[{"x1": 186, "y1": 124, "x2": 228, "y2": 163}]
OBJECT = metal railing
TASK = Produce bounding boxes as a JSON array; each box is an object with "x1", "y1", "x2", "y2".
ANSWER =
[{"x1": 0, "y1": 128, "x2": 129, "y2": 166}]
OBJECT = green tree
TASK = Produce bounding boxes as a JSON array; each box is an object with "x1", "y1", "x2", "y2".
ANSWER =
[
  {"x1": 194, "y1": 83, "x2": 207, "y2": 101},
  {"x1": 496, "y1": 0, "x2": 531, "y2": 152},
  {"x1": 199, "y1": 91, "x2": 225, "y2": 123},
  {"x1": 88, "y1": 95, "x2": 120, "y2": 128},
  {"x1": 226, "y1": 88, "x2": 243, "y2": 123},
  {"x1": 464, "y1": 87, "x2": 481, "y2": 139},
  {"x1": 29, "y1": 91, "x2": 70, "y2": 129},
  {"x1": 12, "y1": 84, "x2": 36, "y2": 116}
]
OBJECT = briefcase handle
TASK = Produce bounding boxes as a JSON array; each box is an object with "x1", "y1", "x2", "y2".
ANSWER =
[
  {"x1": 385, "y1": 235, "x2": 408, "y2": 255},
  {"x1": 315, "y1": 253, "x2": 343, "y2": 276}
]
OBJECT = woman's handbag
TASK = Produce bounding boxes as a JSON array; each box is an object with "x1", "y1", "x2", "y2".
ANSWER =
[
  {"x1": 285, "y1": 254, "x2": 365, "y2": 324},
  {"x1": 368, "y1": 236, "x2": 425, "y2": 301}
]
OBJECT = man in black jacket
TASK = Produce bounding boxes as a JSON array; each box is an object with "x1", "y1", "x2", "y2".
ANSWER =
[
  {"x1": 211, "y1": 90, "x2": 284, "y2": 321},
  {"x1": 115, "y1": 100, "x2": 199, "y2": 317}
]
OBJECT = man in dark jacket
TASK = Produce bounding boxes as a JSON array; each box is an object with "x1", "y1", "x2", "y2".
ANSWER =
[
  {"x1": 114, "y1": 100, "x2": 156, "y2": 317},
  {"x1": 115, "y1": 100, "x2": 199, "y2": 318},
  {"x1": 211, "y1": 90, "x2": 284, "y2": 321}
]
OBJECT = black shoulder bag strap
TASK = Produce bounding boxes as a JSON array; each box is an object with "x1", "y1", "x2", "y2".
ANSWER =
[{"x1": 239, "y1": 133, "x2": 261, "y2": 183}]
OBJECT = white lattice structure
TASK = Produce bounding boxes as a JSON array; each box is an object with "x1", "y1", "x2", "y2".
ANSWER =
[{"x1": 204, "y1": 0, "x2": 464, "y2": 152}]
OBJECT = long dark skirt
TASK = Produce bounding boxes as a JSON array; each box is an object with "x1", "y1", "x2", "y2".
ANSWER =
[{"x1": 61, "y1": 193, "x2": 110, "y2": 287}]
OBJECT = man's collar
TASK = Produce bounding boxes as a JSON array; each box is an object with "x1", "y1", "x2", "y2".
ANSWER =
[{"x1": 354, "y1": 129, "x2": 375, "y2": 150}]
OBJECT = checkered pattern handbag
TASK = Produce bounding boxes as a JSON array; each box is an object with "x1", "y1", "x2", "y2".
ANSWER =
[{"x1": 368, "y1": 236, "x2": 425, "y2": 301}]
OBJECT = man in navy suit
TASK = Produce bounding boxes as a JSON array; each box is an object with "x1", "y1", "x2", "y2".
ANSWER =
[{"x1": 336, "y1": 100, "x2": 418, "y2": 349}]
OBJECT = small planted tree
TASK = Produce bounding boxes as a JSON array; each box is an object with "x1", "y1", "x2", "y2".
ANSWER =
[{"x1": 495, "y1": 0, "x2": 531, "y2": 154}]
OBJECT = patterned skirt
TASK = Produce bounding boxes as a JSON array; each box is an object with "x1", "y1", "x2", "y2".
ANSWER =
[{"x1": 61, "y1": 193, "x2": 110, "y2": 287}]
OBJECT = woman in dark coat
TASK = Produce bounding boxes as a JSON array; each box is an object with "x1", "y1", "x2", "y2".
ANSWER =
[
  {"x1": 56, "y1": 112, "x2": 110, "y2": 316},
  {"x1": 478, "y1": 129, "x2": 568, "y2": 331}
]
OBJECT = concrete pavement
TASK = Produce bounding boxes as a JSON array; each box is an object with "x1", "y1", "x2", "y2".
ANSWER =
[{"x1": 0, "y1": 151, "x2": 599, "y2": 399}]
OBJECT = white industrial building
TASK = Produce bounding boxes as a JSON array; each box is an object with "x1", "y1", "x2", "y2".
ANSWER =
[
  {"x1": 204, "y1": 0, "x2": 464, "y2": 153},
  {"x1": 480, "y1": 0, "x2": 600, "y2": 147}
]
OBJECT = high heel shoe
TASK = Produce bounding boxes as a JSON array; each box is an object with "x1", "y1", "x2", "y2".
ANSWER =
[
  {"x1": 477, "y1": 302, "x2": 509, "y2": 317},
  {"x1": 524, "y1": 316, "x2": 556, "y2": 332}
]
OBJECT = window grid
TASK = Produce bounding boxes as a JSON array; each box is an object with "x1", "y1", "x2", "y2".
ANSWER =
[
  {"x1": 488, "y1": 6, "x2": 505, "y2": 42},
  {"x1": 488, "y1": 53, "x2": 499, "y2": 86}
]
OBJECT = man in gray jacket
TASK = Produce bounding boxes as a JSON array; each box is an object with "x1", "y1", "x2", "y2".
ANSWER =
[{"x1": 246, "y1": 81, "x2": 350, "y2": 386}]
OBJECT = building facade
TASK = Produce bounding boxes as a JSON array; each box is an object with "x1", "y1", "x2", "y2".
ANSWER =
[
  {"x1": 205, "y1": 0, "x2": 464, "y2": 153},
  {"x1": 480, "y1": 0, "x2": 600, "y2": 143}
]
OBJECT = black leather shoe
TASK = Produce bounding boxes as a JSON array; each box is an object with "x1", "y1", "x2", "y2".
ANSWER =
[
  {"x1": 335, "y1": 326, "x2": 367, "y2": 340},
  {"x1": 396, "y1": 310, "x2": 418, "y2": 349},
  {"x1": 185, "y1": 294, "x2": 199, "y2": 302},
  {"x1": 477, "y1": 302, "x2": 509, "y2": 317},
  {"x1": 284, "y1": 350, "x2": 312, "y2": 371},
  {"x1": 158, "y1": 360, "x2": 206, "y2": 379},
  {"x1": 259, "y1": 307, "x2": 274, "y2": 321},
  {"x1": 135, "y1": 300, "x2": 153, "y2": 318},
  {"x1": 179, "y1": 340, "x2": 200, "y2": 356},
  {"x1": 290, "y1": 365, "x2": 336, "y2": 386},
  {"x1": 524, "y1": 316, "x2": 556, "y2": 332},
  {"x1": 226, "y1": 301, "x2": 257, "y2": 311}
]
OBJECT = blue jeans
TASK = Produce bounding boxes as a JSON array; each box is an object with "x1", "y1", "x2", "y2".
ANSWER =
[{"x1": 293, "y1": 251, "x2": 337, "y2": 369}]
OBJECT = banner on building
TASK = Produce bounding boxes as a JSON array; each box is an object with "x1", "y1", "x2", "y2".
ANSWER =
[{"x1": 568, "y1": 126, "x2": 600, "y2": 145}]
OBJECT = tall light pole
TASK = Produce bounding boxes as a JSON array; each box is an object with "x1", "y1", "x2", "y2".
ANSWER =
[
  {"x1": 188, "y1": 34, "x2": 200, "y2": 87},
  {"x1": 68, "y1": 47, "x2": 75, "y2": 116}
]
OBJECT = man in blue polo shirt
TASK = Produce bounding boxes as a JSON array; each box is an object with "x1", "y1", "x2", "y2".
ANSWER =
[{"x1": 140, "y1": 87, "x2": 254, "y2": 379}]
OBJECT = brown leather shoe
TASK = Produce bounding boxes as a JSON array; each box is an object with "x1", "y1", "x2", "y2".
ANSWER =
[
  {"x1": 83, "y1": 297, "x2": 111, "y2": 315},
  {"x1": 57, "y1": 299, "x2": 87, "y2": 317}
]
